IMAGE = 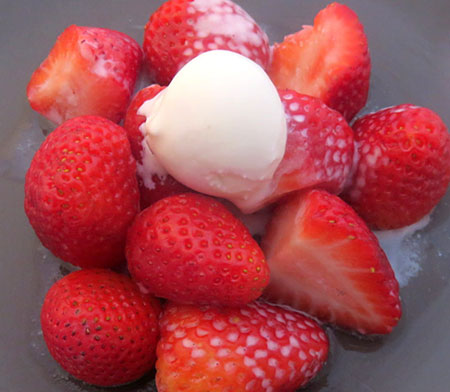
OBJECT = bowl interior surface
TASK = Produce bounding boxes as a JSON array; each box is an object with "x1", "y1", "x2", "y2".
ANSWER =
[{"x1": 0, "y1": 1, "x2": 449, "y2": 391}]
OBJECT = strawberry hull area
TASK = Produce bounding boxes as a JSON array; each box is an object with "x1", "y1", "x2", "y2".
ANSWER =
[{"x1": 1, "y1": 0, "x2": 449, "y2": 392}]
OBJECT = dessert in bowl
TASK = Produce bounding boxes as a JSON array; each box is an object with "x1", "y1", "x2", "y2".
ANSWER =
[{"x1": 1, "y1": 0, "x2": 449, "y2": 391}]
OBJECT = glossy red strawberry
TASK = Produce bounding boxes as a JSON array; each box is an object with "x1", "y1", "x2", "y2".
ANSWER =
[
  {"x1": 143, "y1": 0, "x2": 270, "y2": 85},
  {"x1": 259, "y1": 90, "x2": 354, "y2": 208},
  {"x1": 41, "y1": 269, "x2": 161, "y2": 387},
  {"x1": 124, "y1": 84, "x2": 189, "y2": 209},
  {"x1": 156, "y1": 301, "x2": 328, "y2": 392},
  {"x1": 126, "y1": 193, "x2": 270, "y2": 306},
  {"x1": 262, "y1": 189, "x2": 402, "y2": 335},
  {"x1": 27, "y1": 25, "x2": 142, "y2": 125},
  {"x1": 269, "y1": 3, "x2": 370, "y2": 121},
  {"x1": 343, "y1": 104, "x2": 450, "y2": 229},
  {"x1": 25, "y1": 116, "x2": 139, "y2": 268}
]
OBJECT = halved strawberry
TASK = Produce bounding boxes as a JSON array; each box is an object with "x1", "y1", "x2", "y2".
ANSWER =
[
  {"x1": 269, "y1": 3, "x2": 370, "y2": 121},
  {"x1": 262, "y1": 189, "x2": 401, "y2": 335},
  {"x1": 124, "y1": 84, "x2": 189, "y2": 209},
  {"x1": 27, "y1": 25, "x2": 142, "y2": 125}
]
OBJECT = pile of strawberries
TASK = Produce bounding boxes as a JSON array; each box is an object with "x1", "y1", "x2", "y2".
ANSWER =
[{"x1": 24, "y1": 0, "x2": 450, "y2": 391}]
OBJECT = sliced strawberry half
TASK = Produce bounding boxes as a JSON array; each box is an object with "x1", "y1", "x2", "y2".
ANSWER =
[
  {"x1": 262, "y1": 189, "x2": 401, "y2": 335},
  {"x1": 269, "y1": 2, "x2": 370, "y2": 122},
  {"x1": 27, "y1": 25, "x2": 142, "y2": 125}
]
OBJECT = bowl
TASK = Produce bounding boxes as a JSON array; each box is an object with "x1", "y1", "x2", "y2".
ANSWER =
[{"x1": 0, "y1": 0, "x2": 449, "y2": 391}]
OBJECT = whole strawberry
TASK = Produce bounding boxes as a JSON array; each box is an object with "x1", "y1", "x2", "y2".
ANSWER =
[
  {"x1": 25, "y1": 116, "x2": 140, "y2": 268},
  {"x1": 27, "y1": 25, "x2": 142, "y2": 125},
  {"x1": 41, "y1": 269, "x2": 161, "y2": 387},
  {"x1": 263, "y1": 189, "x2": 402, "y2": 335},
  {"x1": 269, "y1": 3, "x2": 370, "y2": 121},
  {"x1": 126, "y1": 193, "x2": 270, "y2": 306},
  {"x1": 143, "y1": 0, "x2": 270, "y2": 85},
  {"x1": 124, "y1": 85, "x2": 189, "y2": 209},
  {"x1": 157, "y1": 301, "x2": 328, "y2": 392},
  {"x1": 344, "y1": 104, "x2": 450, "y2": 229},
  {"x1": 262, "y1": 89, "x2": 354, "y2": 208}
]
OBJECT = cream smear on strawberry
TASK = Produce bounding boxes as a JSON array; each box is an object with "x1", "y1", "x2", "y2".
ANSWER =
[
  {"x1": 79, "y1": 29, "x2": 141, "y2": 92},
  {"x1": 186, "y1": 0, "x2": 269, "y2": 64},
  {"x1": 131, "y1": 81, "x2": 171, "y2": 190},
  {"x1": 137, "y1": 130, "x2": 169, "y2": 190},
  {"x1": 279, "y1": 92, "x2": 353, "y2": 186},
  {"x1": 138, "y1": 50, "x2": 287, "y2": 213}
]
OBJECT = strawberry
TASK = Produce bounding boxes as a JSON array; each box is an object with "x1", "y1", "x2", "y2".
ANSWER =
[
  {"x1": 27, "y1": 25, "x2": 142, "y2": 125},
  {"x1": 156, "y1": 301, "x2": 328, "y2": 392},
  {"x1": 124, "y1": 84, "x2": 189, "y2": 209},
  {"x1": 262, "y1": 189, "x2": 402, "y2": 335},
  {"x1": 41, "y1": 269, "x2": 161, "y2": 387},
  {"x1": 124, "y1": 85, "x2": 166, "y2": 161},
  {"x1": 269, "y1": 3, "x2": 370, "y2": 122},
  {"x1": 143, "y1": 0, "x2": 270, "y2": 85},
  {"x1": 25, "y1": 116, "x2": 139, "y2": 268},
  {"x1": 343, "y1": 104, "x2": 450, "y2": 229},
  {"x1": 260, "y1": 89, "x2": 354, "y2": 208},
  {"x1": 126, "y1": 193, "x2": 270, "y2": 306}
]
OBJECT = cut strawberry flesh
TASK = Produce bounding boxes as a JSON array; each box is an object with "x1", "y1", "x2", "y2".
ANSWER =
[
  {"x1": 289, "y1": 14, "x2": 363, "y2": 96},
  {"x1": 27, "y1": 25, "x2": 142, "y2": 124},
  {"x1": 269, "y1": 3, "x2": 370, "y2": 121},
  {"x1": 263, "y1": 190, "x2": 402, "y2": 335}
]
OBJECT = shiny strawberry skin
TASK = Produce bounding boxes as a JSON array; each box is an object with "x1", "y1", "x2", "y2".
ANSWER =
[
  {"x1": 269, "y1": 89, "x2": 354, "y2": 203},
  {"x1": 124, "y1": 84, "x2": 189, "y2": 209},
  {"x1": 27, "y1": 25, "x2": 142, "y2": 125},
  {"x1": 156, "y1": 301, "x2": 328, "y2": 392},
  {"x1": 343, "y1": 104, "x2": 450, "y2": 229},
  {"x1": 143, "y1": 0, "x2": 270, "y2": 85},
  {"x1": 222, "y1": 89, "x2": 354, "y2": 212},
  {"x1": 269, "y1": 3, "x2": 370, "y2": 122},
  {"x1": 41, "y1": 269, "x2": 161, "y2": 387},
  {"x1": 24, "y1": 116, "x2": 140, "y2": 268},
  {"x1": 126, "y1": 193, "x2": 270, "y2": 306},
  {"x1": 262, "y1": 189, "x2": 402, "y2": 335}
]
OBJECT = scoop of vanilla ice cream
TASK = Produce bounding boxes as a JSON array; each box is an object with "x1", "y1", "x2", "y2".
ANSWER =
[{"x1": 138, "y1": 50, "x2": 287, "y2": 212}]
